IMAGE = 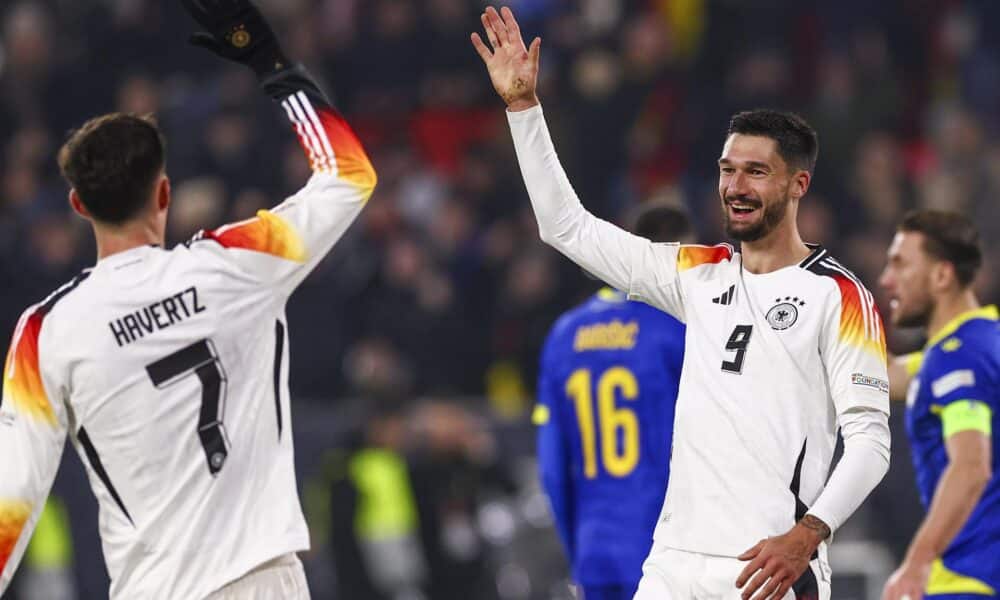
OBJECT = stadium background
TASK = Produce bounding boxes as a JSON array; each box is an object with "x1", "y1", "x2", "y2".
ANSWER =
[{"x1": 1, "y1": 0, "x2": 998, "y2": 598}]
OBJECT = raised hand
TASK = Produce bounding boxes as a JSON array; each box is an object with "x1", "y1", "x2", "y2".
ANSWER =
[
  {"x1": 471, "y1": 6, "x2": 541, "y2": 112},
  {"x1": 181, "y1": 0, "x2": 288, "y2": 77}
]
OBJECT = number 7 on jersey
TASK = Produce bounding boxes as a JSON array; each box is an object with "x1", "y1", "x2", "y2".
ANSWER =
[{"x1": 146, "y1": 339, "x2": 230, "y2": 476}]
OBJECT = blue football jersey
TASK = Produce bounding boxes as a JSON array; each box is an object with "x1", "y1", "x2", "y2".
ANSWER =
[
  {"x1": 535, "y1": 288, "x2": 685, "y2": 586},
  {"x1": 905, "y1": 305, "x2": 1000, "y2": 592}
]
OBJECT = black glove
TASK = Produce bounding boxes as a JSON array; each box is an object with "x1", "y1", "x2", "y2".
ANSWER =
[{"x1": 181, "y1": 0, "x2": 290, "y2": 77}]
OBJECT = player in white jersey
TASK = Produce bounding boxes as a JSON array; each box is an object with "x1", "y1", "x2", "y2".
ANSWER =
[
  {"x1": 0, "y1": 1, "x2": 376, "y2": 598},
  {"x1": 471, "y1": 7, "x2": 891, "y2": 599}
]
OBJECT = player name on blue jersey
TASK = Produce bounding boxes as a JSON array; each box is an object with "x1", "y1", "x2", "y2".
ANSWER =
[{"x1": 573, "y1": 319, "x2": 639, "y2": 351}]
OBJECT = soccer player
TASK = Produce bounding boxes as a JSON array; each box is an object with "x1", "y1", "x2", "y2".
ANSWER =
[
  {"x1": 471, "y1": 7, "x2": 891, "y2": 599},
  {"x1": 0, "y1": 1, "x2": 376, "y2": 598},
  {"x1": 879, "y1": 210, "x2": 998, "y2": 600},
  {"x1": 535, "y1": 204, "x2": 693, "y2": 600}
]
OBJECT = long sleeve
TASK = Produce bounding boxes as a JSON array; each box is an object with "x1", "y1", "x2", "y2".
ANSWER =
[
  {"x1": 0, "y1": 306, "x2": 69, "y2": 593},
  {"x1": 191, "y1": 65, "x2": 376, "y2": 296},
  {"x1": 807, "y1": 407, "x2": 890, "y2": 532},
  {"x1": 808, "y1": 273, "x2": 892, "y2": 532},
  {"x1": 507, "y1": 106, "x2": 686, "y2": 320},
  {"x1": 535, "y1": 334, "x2": 575, "y2": 559}
]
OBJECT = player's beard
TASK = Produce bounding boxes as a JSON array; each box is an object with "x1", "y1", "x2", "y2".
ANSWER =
[
  {"x1": 723, "y1": 191, "x2": 790, "y2": 242},
  {"x1": 892, "y1": 290, "x2": 935, "y2": 328}
]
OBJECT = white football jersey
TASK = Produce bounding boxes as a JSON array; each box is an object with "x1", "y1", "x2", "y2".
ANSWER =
[
  {"x1": 0, "y1": 69, "x2": 376, "y2": 599},
  {"x1": 507, "y1": 105, "x2": 889, "y2": 557},
  {"x1": 630, "y1": 244, "x2": 889, "y2": 555}
]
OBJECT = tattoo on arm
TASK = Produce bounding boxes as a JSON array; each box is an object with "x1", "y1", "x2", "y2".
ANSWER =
[{"x1": 800, "y1": 514, "x2": 831, "y2": 540}]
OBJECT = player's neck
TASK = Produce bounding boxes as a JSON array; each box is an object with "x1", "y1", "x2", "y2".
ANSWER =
[
  {"x1": 93, "y1": 221, "x2": 164, "y2": 261},
  {"x1": 739, "y1": 224, "x2": 811, "y2": 275},
  {"x1": 926, "y1": 289, "x2": 981, "y2": 340}
]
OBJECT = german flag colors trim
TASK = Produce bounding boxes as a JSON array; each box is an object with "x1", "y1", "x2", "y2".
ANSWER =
[
  {"x1": 205, "y1": 210, "x2": 307, "y2": 263},
  {"x1": 677, "y1": 244, "x2": 734, "y2": 272},
  {"x1": 818, "y1": 258, "x2": 887, "y2": 361},
  {"x1": 3, "y1": 272, "x2": 90, "y2": 427},
  {"x1": 3, "y1": 310, "x2": 54, "y2": 426},
  {"x1": 0, "y1": 500, "x2": 31, "y2": 576},
  {"x1": 280, "y1": 91, "x2": 376, "y2": 195}
]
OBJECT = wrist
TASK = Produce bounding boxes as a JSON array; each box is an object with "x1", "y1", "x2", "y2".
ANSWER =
[
  {"x1": 904, "y1": 543, "x2": 938, "y2": 567},
  {"x1": 797, "y1": 514, "x2": 831, "y2": 545},
  {"x1": 506, "y1": 96, "x2": 540, "y2": 112},
  {"x1": 248, "y1": 46, "x2": 290, "y2": 78}
]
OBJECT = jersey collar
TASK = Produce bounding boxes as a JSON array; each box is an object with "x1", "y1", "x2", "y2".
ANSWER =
[
  {"x1": 925, "y1": 305, "x2": 999, "y2": 350},
  {"x1": 797, "y1": 244, "x2": 826, "y2": 269}
]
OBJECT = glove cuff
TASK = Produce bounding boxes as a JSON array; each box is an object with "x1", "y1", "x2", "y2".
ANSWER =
[{"x1": 247, "y1": 44, "x2": 291, "y2": 79}]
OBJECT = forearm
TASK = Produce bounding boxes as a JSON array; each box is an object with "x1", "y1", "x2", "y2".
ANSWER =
[
  {"x1": 905, "y1": 462, "x2": 989, "y2": 562},
  {"x1": 807, "y1": 408, "x2": 890, "y2": 533}
]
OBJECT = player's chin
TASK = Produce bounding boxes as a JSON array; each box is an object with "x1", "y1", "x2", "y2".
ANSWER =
[
  {"x1": 724, "y1": 219, "x2": 767, "y2": 242},
  {"x1": 892, "y1": 306, "x2": 927, "y2": 329}
]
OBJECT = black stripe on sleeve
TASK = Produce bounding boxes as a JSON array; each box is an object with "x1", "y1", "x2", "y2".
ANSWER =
[
  {"x1": 273, "y1": 320, "x2": 286, "y2": 440},
  {"x1": 78, "y1": 427, "x2": 134, "y2": 526}
]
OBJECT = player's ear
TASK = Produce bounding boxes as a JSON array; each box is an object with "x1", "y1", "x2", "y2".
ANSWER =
[
  {"x1": 929, "y1": 259, "x2": 954, "y2": 292},
  {"x1": 790, "y1": 168, "x2": 810, "y2": 201},
  {"x1": 68, "y1": 189, "x2": 92, "y2": 220},
  {"x1": 156, "y1": 175, "x2": 171, "y2": 212}
]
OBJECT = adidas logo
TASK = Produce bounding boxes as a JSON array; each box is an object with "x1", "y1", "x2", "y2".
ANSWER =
[{"x1": 712, "y1": 284, "x2": 736, "y2": 306}]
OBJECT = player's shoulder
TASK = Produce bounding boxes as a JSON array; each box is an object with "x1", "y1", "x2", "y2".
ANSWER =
[
  {"x1": 184, "y1": 210, "x2": 306, "y2": 262},
  {"x1": 676, "y1": 243, "x2": 737, "y2": 275},
  {"x1": 8, "y1": 269, "x2": 94, "y2": 357},
  {"x1": 925, "y1": 307, "x2": 1000, "y2": 373},
  {"x1": 800, "y1": 248, "x2": 876, "y2": 302},
  {"x1": 21, "y1": 269, "x2": 95, "y2": 324}
]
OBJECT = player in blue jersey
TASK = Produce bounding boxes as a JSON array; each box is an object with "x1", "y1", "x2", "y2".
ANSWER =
[
  {"x1": 534, "y1": 203, "x2": 694, "y2": 600},
  {"x1": 879, "y1": 210, "x2": 999, "y2": 600}
]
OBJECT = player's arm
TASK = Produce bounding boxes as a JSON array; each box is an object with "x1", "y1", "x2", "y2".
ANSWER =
[
  {"x1": 471, "y1": 7, "x2": 685, "y2": 319},
  {"x1": 738, "y1": 284, "x2": 892, "y2": 600},
  {"x1": 888, "y1": 352, "x2": 923, "y2": 402},
  {"x1": 0, "y1": 308, "x2": 69, "y2": 593},
  {"x1": 534, "y1": 333, "x2": 575, "y2": 560},
  {"x1": 882, "y1": 352, "x2": 993, "y2": 600},
  {"x1": 183, "y1": 0, "x2": 376, "y2": 294}
]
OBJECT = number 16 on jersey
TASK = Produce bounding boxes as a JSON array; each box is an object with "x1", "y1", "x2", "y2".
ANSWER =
[{"x1": 566, "y1": 367, "x2": 640, "y2": 479}]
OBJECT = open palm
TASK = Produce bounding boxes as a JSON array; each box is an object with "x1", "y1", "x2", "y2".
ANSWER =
[{"x1": 471, "y1": 6, "x2": 541, "y2": 111}]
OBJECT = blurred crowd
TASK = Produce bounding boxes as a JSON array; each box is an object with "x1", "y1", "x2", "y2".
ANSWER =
[
  {"x1": 2, "y1": 0, "x2": 999, "y2": 400},
  {"x1": 2, "y1": 0, "x2": 999, "y2": 598}
]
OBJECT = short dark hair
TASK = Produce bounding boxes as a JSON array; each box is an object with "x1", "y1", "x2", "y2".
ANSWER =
[
  {"x1": 900, "y1": 209, "x2": 982, "y2": 287},
  {"x1": 727, "y1": 109, "x2": 819, "y2": 174},
  {"x1": 58, "y1": 113, "x2": 166, "y2": 225},
  {"x1": 628, "y1": 202, "x2": 693, "y2": 243},
  {"x1": 899, "y1": 210, "x2": 983, "y2": 287}
]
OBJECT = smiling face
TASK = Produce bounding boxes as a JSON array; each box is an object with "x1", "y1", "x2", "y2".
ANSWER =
[
  {"x1": 879, "y1": 231, "x2": 937, "y2": 328},
  {"x1": 718, "y1": 134, "x2": 803, "y2": 242}
]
